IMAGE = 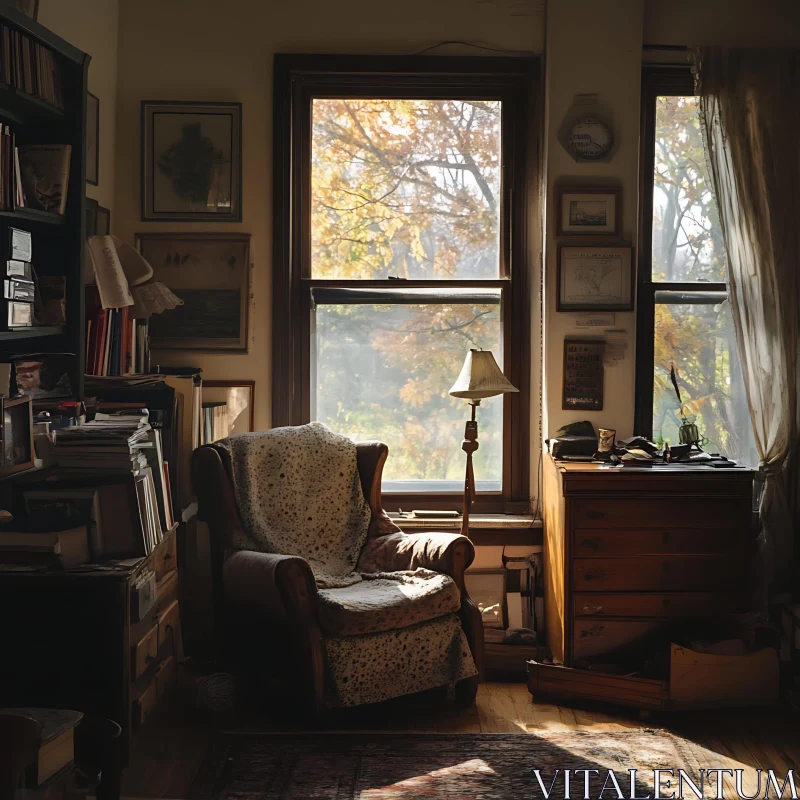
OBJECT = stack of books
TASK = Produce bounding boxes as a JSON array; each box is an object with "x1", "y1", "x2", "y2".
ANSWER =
[
  {"x1": 85, "y1": 287, "x2": 150, "y2": 376},
  {"x1": 49, "y1": 411, "x2": 174, "y2": 554},
  {"x1": 0, "y1": 23, "x2": 64, "y2": 108}
]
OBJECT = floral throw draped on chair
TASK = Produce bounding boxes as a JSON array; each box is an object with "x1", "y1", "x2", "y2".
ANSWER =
[{"x1": 696, "y1": 48, "x2": 800, "y2": 604}]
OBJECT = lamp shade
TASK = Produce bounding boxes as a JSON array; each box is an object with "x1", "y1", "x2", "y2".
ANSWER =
[{"x1": 449, "y1": 349, "x2": 518, "y2": 400}]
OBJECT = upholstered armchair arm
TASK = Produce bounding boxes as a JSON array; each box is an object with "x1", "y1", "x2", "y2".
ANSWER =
[
  {"x1": 358, "y1": 531, "x2": 475, "y2": 584},
  {"x1": 223, "y1": 550, "x2": 319, "y2": 624}
]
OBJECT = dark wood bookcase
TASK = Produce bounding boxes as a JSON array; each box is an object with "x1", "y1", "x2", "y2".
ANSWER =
[{"x1": 0, "y1": 7, "x2": 89, "y2": 398}]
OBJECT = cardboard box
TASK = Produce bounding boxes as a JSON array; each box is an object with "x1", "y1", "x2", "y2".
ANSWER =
[{"x1": 669, "y1": 642, "x2": 779, "y2": 709}]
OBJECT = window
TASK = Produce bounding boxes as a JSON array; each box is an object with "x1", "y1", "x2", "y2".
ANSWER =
[
  {"x1": 274, "y1": 56, "x2": 538, "y2": 510},
  {"x1": 636, "y1": 69, "x2": 756, "y2": 465}
]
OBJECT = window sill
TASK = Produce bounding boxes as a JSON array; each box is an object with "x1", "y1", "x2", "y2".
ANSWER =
[{"x1": 393, "y1": 513, "x2": 541, "y2": 547}]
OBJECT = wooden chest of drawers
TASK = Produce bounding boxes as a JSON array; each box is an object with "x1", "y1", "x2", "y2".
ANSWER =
[
  {"x1": 0, "y1": 526, "x2": 182, "y2": 765},
  {"x1": 542, "y1": 455, "x2": 755, "y2": 666}
]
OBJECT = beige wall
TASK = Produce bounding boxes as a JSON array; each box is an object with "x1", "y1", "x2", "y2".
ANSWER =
[
  {"x1": 38, "y1": 0, "x2": 119, "y2": 212},
  {"x1": 113, "y1": 0, "x2": 545, "y2": 433}
]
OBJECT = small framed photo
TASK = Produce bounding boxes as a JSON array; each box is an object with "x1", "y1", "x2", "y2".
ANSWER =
[
  {"x1": 136, "y1": 232, "x2": 250, "y2": 351},
  {"x1": 202, "y1": 380, "x2": 255, "y2": 441},
  {"x1": 563, "y1": 338, "x2": 605, "y2": 411},
  {"x1": 1, "y1": 395, "x2": 34, "y2": 476},
  {"x1": 86, "y1": 92, "x2": 99, "y2": 186},
  {"x1": 556, "y1": 184, "x2": 620, "y2": 236},
  {"x1": 96, "y1": 205, "x2": 111, "y2": 235},
  {"x1": 464, "y1": 568, "x2": 507, "y2": 629},
  {"x1": 141, "y1": 101, "x2": 242, "y2": 222},
  {"x1": 557, "y1": 245, "x2": 634, "y2": 312}
]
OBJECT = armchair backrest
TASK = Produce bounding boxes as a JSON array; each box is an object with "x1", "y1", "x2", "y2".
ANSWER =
[{"x1": 191, "y1": 432, "x2": 391, "y2": 641}]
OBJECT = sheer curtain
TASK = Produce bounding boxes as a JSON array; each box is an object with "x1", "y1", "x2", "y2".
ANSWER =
[{"x1": 696, "y1": 48, "x2": 800, "y2": 604}]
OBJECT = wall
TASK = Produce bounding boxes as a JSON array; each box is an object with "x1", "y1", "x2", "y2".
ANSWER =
[
  {"x1": 543, "y1": 0, "x2": 644, "y2": 440},
  {"x1": 113, "y1": 0, "x2": 546, "y2": 433},
  {"x1": 38, "y1": 0, "x2": 119, "y2": 212}
]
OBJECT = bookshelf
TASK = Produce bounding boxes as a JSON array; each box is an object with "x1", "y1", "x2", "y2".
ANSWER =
[{"x1": 0, "y1": 8, "x2": 89, "y2": 398}]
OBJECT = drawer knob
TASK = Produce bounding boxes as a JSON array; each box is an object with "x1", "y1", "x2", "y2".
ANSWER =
[
  {"x1": 662, "y1": 531, "x2": 672, "y2": 544},
  {"x1": 580, "y1": 537, "x2": 602, "y2": 551},
  {"x1": 580, "y1": 625, "x2": 605, "y2": 638},
  {"x1": 587, "y1": 510, "x2": 605, "y2": 520},
  {"x1": 582, "y1": 603, "x2": 603, "y2": 614},
  {"x1": 145, "y1": 654, "x2": 155, "y2": 663}
]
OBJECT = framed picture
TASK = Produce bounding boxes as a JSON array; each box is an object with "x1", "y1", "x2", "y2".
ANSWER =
[
  {"x1": 556, "y1": 184, "x2": 620, "y2": 236},
  {"x1": 1, "y1": 395, "x2": 34, "y2": 476},
  {"x1": 562, "y1": 338, "x2": 605, "y2": 411},
  {"x1": 141, "y1": 101, "x2": 242, "y2": 222},
  {"x1": 96, "y1": 205, "x2": 111, "y2": 235},
  {"x1": 135, "y1": 232, "x2": 250, "y2": 351},
  {"x1": 202, "y1": 380, "x2": 255, "y2": 441},
  {"x1": 557, "y1": 245, "x2": 634, "y2": 311},
  {"x1": 464, "y1": 569, "x2": 507, "y2": 629},
  {"x1": 5, "y1": 0, "x2": 38, "y2": 19},
  {"x1": 86, "y1": 92, "x2": 99, "y2": 186}
]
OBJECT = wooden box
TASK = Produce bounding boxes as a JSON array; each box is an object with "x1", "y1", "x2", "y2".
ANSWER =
[{"x1": 527, "y1": 660, "x2": 669, "y2": 711}]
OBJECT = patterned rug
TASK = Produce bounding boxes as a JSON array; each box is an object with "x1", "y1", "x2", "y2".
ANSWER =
[{"x1": 189, "y1": 730, "x2": 703, "y2": 800}]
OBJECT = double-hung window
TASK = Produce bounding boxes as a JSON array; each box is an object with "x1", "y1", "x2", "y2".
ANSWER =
[
  {"x1": 273, "y1": 56, "x2": 538, "y2": 511},
  {"x1": 635, "y1": 67, "x2": 756, "y2": 465}
]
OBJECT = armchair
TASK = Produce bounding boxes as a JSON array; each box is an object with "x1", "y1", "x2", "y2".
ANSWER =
[{"x1": 192, "y1": 425, "x2": 484, "y2": 712}]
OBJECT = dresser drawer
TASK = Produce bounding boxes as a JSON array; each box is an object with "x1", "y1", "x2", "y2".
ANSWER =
[
  {"x1": 573, "y1": 556, "x2": 739, "y2": 591},
  {"x1": 573, "y1": 619, "x2": 664, "y2": 662},
  {"x1": 573, "y1": 528, "x2": 740, "y2": 556},
  {"x1": 572, "y1": 498, "x2": 746, "y2": 529},
  {"x1": 574, "y1": 592, "x2": 742, "y2": 618},
  {"x1": 157, "y1": 600, "x2": 179, "y2": 650},
  {"x1": 133, "y1": 679, "x2": 158, "y2": 730},
  {"x1": 132, "y1": 624, "x2": 158, "y2": 680}
]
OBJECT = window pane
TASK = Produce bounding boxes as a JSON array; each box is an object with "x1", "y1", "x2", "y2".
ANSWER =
[
  {"x1": 652, "y1": 96, "x2": 726, "y2": 282},
  {"x1": 311, "y1": 99, "x2": 502, "y2": 280},
  {"x1": 653, "y1": 298, "x2": 757, "y2": 465},
  {"x1": 313, "y1": 292, "x2": 503, "y2": 491}
]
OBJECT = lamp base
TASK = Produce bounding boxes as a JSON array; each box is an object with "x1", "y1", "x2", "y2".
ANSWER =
[{"x1": 460, "y1": 404, "x2": 480, "y2": 538}]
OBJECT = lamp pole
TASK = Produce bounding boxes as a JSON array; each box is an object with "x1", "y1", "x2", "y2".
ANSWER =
[{"x1": 460, "y1": 400, "x2": 480, "y2": 539}]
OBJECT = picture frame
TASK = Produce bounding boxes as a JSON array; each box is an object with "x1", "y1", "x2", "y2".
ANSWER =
[
  {"x1": 1, "y1": 395, "x2": 34, "y2": 477},
  {"x1": 86, "y1": 92, "x2": 99, "y2": 186},
  {"x1": 562, "y1": 338, "x2": 605, "y2": 411},
  {"x1": 141, "y1": 101, "x2": 242, "y2": 222},
  {"x1": 464, "y1": 568, "x2": 507, "y2": 630},
  {"x1": 202, "y1": 380, "x2": 255, "y2": 440},
  {"x1": 135, "y1": 232, "x2": 250, "y2": 351},
  {"x1": 557, "y1": 244, "x2": 634, "y2": 312},
  {"x1": 556, "y1": 184, "x2": 620, "y2": 236},
  {"x1": 95, "y1": 205, "x2": 111, "y2": 235},
  {"x1": 5, "y1": 0, "x2": 38, "y2": 20}
]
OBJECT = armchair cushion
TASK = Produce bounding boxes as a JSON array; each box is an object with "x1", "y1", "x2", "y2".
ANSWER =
[
  {"x1": 217, "y1": 423, "x2": 370, "y2": 588},
  {"x1": 357, "y1": 531, "x2": 475, "y2": 576},
  {"x1": 317, "y1": 569, "x2": 461, "y2": 637}
]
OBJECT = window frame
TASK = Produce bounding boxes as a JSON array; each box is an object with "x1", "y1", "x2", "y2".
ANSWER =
[
  {"x1": 634, "y1": 66, "x2": 728, "y2": 438},
  {"x1": 273, "y1": 54, "x2": 539, "y2": 513}
]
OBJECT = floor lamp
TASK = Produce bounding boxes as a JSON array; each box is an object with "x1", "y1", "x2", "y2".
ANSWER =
[{"x1": 449, "y1": 349, "x2": 518, "y2": 538}]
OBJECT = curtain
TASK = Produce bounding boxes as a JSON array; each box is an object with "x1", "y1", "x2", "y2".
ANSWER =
[{"x1": 696, "y1": 48, "x2": 800, "y2": 604}]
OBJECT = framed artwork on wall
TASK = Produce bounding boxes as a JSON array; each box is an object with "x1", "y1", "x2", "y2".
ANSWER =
[
  {"x1": 556, "y1": 184, "x2": 620, "y2": 236},
  {"x1": 141, "y1": 101, "x2": 242, "y2": 222},
  {"x1": 135, "y1": 232, "x2": 250, "y2": 351},
  {"x1": 557, "y1": 244, "x2": 634, "y2": 311},
  {"x1": 562, "y1": 338, "x2": 605, "y2": 411},
  {"x1": 202, "y1": 380, "x2": 255, "y2": 438},
  {"x1": 86, "y1": 92, "x2": 99, "y2": 186}
]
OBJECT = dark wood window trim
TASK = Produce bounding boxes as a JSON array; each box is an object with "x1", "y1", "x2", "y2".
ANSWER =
[
  {"x1": 272, "y1": 54, "x2": 540, "y2": 513},
  {"x1": 634, "y1": 66, "x2": 727, "y2": 438}
]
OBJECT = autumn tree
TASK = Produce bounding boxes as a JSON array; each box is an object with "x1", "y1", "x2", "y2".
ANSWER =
[{"x1": 310, "y1": 99, "x2": 504, "y2": 486}]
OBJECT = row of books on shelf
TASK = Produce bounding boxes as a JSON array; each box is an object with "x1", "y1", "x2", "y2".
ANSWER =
[
  {"x1": 0, "y1": 122, "x2": 71, "y2": 214},
  {"x1": 85, "y1": 287, "x2": 150, "y2": 376},
  {"x1": 0, "y1": 23, "x2": 64, "y2": 108}
]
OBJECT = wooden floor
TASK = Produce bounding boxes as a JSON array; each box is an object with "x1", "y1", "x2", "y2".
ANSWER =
[{"x1": 123, "y1": 681, "x2": 799, "y2": 799}]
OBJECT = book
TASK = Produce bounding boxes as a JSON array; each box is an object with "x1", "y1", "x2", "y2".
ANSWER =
[
  {"x1": 0, "y1": 708, "x2": 83, "y2": 787},
  {"x1": 17, "y1": 144, "x2": 72, "y2": 215},
  {"x1": 0, "y1": 526, "x2": 90, "y2": 569},
  {"x1": 0, "y1": 24, "x2": 64, "y2": 108}
]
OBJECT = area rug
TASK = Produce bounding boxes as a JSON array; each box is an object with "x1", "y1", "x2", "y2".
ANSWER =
[{"x1": 189, "y1": 730, "x2": 703, "y2": 800}]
